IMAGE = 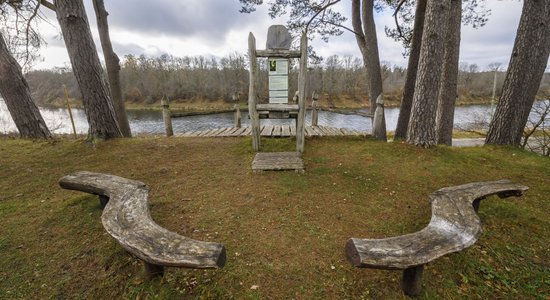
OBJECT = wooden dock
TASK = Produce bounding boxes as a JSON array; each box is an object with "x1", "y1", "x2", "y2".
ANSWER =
[{"x1": 177, "y1": 125, "x2": 366, "y2": 138}]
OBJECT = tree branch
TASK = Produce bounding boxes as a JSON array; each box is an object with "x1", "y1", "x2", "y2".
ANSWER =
[
  {"x1": 393, "y1": 0, "x2": 410, "y2": 44},
  {"x1": 323, "y1": 19, "x2": 361, "y2": 36},
  {"x1": 39, "y1": 0, "x2": 56, "y2": 11},
  {"x1": 305, "y1": 0, "x2": 341, "y2": 32}
]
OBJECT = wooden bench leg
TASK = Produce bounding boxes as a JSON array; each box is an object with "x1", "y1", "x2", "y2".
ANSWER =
[
  {"x1": 144, "y1": 262, "x2": 164, "y2": 277},
  {"x1": 402, "y1": 265, "x2": 423, "y2": 297},
  {"x1": 99, "y1": 195, "x2": 109, "y2": 209}
]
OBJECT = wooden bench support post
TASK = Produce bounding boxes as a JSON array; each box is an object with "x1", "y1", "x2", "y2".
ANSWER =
[
  {"x1": 472, "y1": 196, "x2": 486, "y2": 213},
  {"x1": 98, "y1": 195, "x2": 109, "y2": 209},
  {"x1": 402, "y1": 265, "x2": 424, "y2": 297},
  {"x1": 144, "y1": 262, "x2": 165, "y2": 277}
]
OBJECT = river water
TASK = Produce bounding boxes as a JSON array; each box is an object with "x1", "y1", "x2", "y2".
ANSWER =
[{"x1": 0, "y1": 99, "x2": 546, "y2": 135}]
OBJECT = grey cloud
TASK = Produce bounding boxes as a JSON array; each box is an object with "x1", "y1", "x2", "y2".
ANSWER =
[{"x1": 98, "y1": 0, "x2": 263, "y2": 45}]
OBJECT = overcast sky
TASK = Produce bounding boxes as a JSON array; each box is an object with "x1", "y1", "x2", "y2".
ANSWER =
[{"x1": 33, "y1": 0, "x2": 548, "y2": 71}]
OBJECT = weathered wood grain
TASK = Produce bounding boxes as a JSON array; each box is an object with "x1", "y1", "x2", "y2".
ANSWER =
[
  {"x1": 345, "y1": 180, "x2": 528, "y2": 296},
  {"x1": 256, "y1": 49, "x2": 301, "y2": 58},
  {"x1": 266, "y1": 25, "x2": 292, "y2": 49},
  {"x1": 252, "y1": 152, "x2": 304, "y2": 171},
  {"x1": 248, "y1": 32, "x2": 261, "y2": 151},
  {"x1": 296, "y1": 32, "x2": 307, "y2": 153},
  {"x1": 256, "y1": 104, "x2": 300, "y2": 112},
  {"x1": 59, "y1": 171, "x2": 226, "y2": 275},
  {"x1": 178, "y1": 126, "x2": 369, "y2": 138}
]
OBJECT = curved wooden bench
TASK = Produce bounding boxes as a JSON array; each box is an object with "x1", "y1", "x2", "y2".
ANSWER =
[
  {"x1": 345, "y1": 180, "x2": 528, "y2": 296},
  {"x1": 59, "y1": 171, "x2": 226, "y2": 276}
]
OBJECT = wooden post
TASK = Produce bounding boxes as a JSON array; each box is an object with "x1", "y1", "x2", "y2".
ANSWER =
[
  {"x1": 372, "y1": 94, "x2": 387, "y2": 141},
  {"x1": 63, "y1": 85, "x2": 78, "y2": 139},
  {"x1": 296, "y1": 32, "x2": 307, "y2": 153},
  {"x1": 248, "y1": 33, "x2": 261, "y2": 151},
  {"x1": 233, "y1": 93, "x2": 241, "y2": 128},
  {"x1": 402, "y1": 265, "x2": 424, "y2": 296},
  {"x1": 161, "y1": 96, "x2": 173, "y2": 137},
  {"x1": 311, "y1": 91, "x2": 319, "y2": 126},
  {"x1": 144, "y1": 262, "x2": 164, "y2": 277}
]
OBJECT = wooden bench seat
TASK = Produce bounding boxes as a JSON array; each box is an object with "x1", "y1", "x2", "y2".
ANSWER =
[
  {"x1": 256, "y1": 103, "x2": 299, "y2": 119},
  {"x1": 345, "y1": 180, "x2": 528, "y2": 296},
  {"x1": 59, "y1": 171, "x2": 226, "y2": 276}
]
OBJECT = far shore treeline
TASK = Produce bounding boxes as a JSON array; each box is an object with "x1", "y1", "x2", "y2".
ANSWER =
[{"x1": 26, "y1": 53, "x2": 550, "y2": 108}]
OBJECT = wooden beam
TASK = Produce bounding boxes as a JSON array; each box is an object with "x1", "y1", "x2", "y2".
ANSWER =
[
  {"x1": 248, "y1": 33, "x2": 261, "y2": 151},
  {"x1": 256, "y1": 49, "x2": 301, "y2": 58},
  {"x1": 256, "y1": 104, "x2": 299, "y2": 111},
  {"x1": 296, "y1": 32, "x2": 307, "y2": 153}
]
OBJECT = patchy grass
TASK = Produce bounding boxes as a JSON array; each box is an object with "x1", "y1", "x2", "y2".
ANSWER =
[{"x1": 0, "y1": 136, "x2": 549, "y2": 299}]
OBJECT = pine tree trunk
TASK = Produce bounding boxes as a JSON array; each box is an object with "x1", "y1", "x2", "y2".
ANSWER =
[
  {"x1": 92, "y1": 0, "x2": 131, "y2": 137},
  {"x1": 54, "y1": 0, "x2": 122, "y2": 140},
  {"x1": 0, "y1": 33, "x2": 51, "y2": 139},
  {"x1": 436, "y1": 0, "x2": 462, "y2": 145},
  {"x1": 352, "y1": 0, "x2": 383, "y2": 116},
  {"x1": 394, "y1": 0, "x2": 426, "y2": 140},
  {"x1": 406, "y1": 0, "x2": 450, "y2": 147},
  {"x1": 486, "y1": 0, "x2": 550, "y2": 145},
  {"x1": 362, "y1": 0, "x2": 383, "y2": 115}
]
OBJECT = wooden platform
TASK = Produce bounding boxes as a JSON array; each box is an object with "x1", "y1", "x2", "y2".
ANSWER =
[
  {"x1": 178, "y1": 125, "x2": 366, "y2": 138},
  {"x1": 252, "y1": 152, "x2": 304, "y2": 172}
]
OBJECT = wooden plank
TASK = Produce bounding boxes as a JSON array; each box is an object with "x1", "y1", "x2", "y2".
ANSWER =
[
  {"x1": 310, "y1": 126, "x2": 321, "y2": 136},
  {"x1": 256, "y1": 49, "x2": 301, "y2": 58},
  {"x1": 218, "y1": 127, "x2": 235, "y2": 136},
  {"x1": 304, "y1": 126, "x2": 313, "y2": 137},
  {"x1": 345, "y1": 180, "x2": 528, "y2": 296},
  {"x1": 296, "y1": 32, "x2": 307, "y2": 153},
  {"x1": 261, "y1": 125, "x2": 274, "y2": 136},
  {"x1": 251, "y1": 152, "x2": 304, "y2": 171},
  {"x1": 249, "y1": 33, "x2": 261, "y2": 150},
  {"x1": 209, "y1": 128, "x2": 226, "y2": 136},
  {"x1": 271, "y1": 126, "x2": 282, "y2": 137},
  {"x1": 223, "y1": 127, "x2": 238, "y2": 136},
  {"x1": 232, "y1": 127, "x2": 247, "y2": 136},
  {"x1": 329, "y1": 127, "x2": 344, "y2": 136},
  {"x1": 290, "y1": 124, "x2": 296, "y2": 136},
  {"x1": 59, "y1": 171, "x2": 227, "y2": 273},
  {"x1": 196, "y1": 130, "x2": 210, "y2": 137},
  {"x1": 340, "y1": 128, "x2": 354, "y2": 136},
  {"x1": 316, "y1": 126, "x2": 330, "y2": 136},
  {"x1": 310, "y1": 126, "x2": 324, "y2": 136},
  {"x1": 242, "y1": 127, "x2": 252, "y2": 136},
  {"x1": 256, "y1": 104, "x2": 300, "y2": 111},
  {"x1": 281, "y1": 125, "x2": 291, "y2": 137}
]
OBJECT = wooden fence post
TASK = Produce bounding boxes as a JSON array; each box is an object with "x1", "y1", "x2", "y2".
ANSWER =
[
  {"x1": 63, "y1": 85, "x2": 77, "y2": 139},
  {"x1": 248, "y1": 32, "x2": 261, "y2": 151},
  {"x1": 233, "y1": 93, "x2": 241, "y2": 128},
  {"x1": 161, "y1": 96, "x2": 173, "y2": 137},
  {"x1": 311, "y1": 91, "x2": 319, "y2": 126},
  {"x1": 296, "y1": 32, "x2": 307, "y2": 153}
]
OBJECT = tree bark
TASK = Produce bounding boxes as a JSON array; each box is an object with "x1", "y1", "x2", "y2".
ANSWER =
[
  {"x1": 394, "y1": 0, "x2": 427, "y2": 140},
  {"x1": 485, "y1": 0, "x2": 550, "y2": 145},
  {"x1": 352, "y1": 0, "x2": 383, "y2": 115},
  {"x1": 0, "y1": 32, "x2": 51, "y2": 139},
  {"x1": 92, "y1": 0, "x2": 132, "y2": 137},
  {"x1": 54, "y1": 0, "x2": 122, "y2": 140},
  {"x1": 406, "y1": 0, "x2": 450, "y2": 147},
  {"x1": 436, "y1": 0, "x2": 462, "y2": 145}
]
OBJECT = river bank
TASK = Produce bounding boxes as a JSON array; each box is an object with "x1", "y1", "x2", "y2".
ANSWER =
[{"x1": 37, "y1": 94, "x2": 512, "y2": 117}]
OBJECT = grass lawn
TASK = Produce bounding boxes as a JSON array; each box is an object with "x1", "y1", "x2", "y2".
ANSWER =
[{"x1": 0, "y1": 136, "x2": 548, "y2": 299}]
